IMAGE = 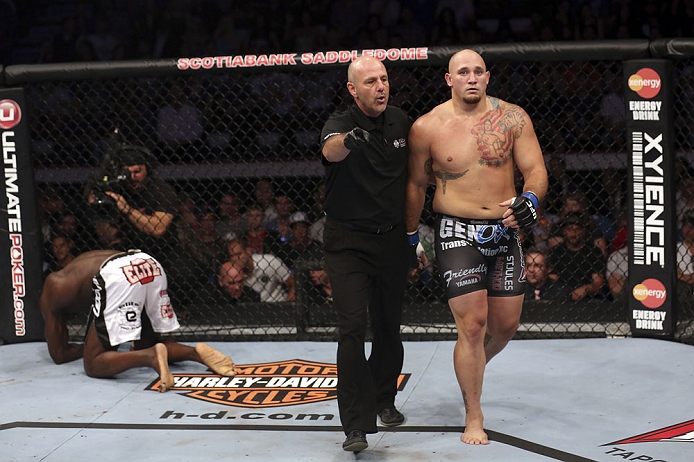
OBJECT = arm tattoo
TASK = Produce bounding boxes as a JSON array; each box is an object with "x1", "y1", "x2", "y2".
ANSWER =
[
  {"x1": 484, "y1": 333, "x2": 492, "y2": 347},
  {"x1": 434, "y1": 169, "x2": 469, "y2": 195}
]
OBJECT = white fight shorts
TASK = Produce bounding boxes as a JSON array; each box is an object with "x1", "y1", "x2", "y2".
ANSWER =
[{"x1": 91, "y1": 251, "x2": 179, "y2": 348}]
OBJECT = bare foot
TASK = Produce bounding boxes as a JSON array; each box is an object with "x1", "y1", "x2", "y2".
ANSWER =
[
  {"x1": 195, "y1": 343, "x2": 237, "y2": 376},
  {"x1": 462, "y1": 418, "x2": 489, "y2": 445},
  {"x1": 154, "y1": 343, "x2": 174, "y2": 392}
]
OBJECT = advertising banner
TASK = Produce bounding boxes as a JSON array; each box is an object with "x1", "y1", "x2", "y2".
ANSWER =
[
  {"x1": 0, "y1": 88, "x2": 44, "y2": 343},
  {"x1": 625, "y1": 60, "x2": 676, "y2": 339}
]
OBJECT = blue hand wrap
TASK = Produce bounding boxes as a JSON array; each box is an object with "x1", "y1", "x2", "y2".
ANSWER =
[
  {"x1": 522, "y1": 191, "x2": 539, "y2": 209},
  {"x1": 407, "y1": 232, "x2": 420, "y2": 246}
]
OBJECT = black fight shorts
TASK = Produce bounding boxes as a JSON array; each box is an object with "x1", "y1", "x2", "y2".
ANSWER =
[{"x1": 434, "y1": 214, "x2": 526, "y2": 299}]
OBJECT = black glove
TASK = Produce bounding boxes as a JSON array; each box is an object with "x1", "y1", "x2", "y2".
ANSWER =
[
  {"x1": 509, "y1": 192, "x2": 538, "y2": 229},
  {"x1": 343, "y1": 127, "x2": 371, "y2": 151}
]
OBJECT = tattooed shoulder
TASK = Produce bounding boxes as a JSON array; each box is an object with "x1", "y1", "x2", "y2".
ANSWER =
[{"x1": 488, "y1": 96, "x2": 500, "y2": 109}]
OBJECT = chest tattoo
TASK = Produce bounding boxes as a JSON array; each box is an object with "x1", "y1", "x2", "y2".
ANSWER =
[{"x1": 471, "y1": 107, "x2": 525, "y2": 167}]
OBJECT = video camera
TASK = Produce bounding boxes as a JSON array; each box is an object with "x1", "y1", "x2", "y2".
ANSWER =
[{"x1": 86, "y1": 128, "x2": 154, "y2": 208}]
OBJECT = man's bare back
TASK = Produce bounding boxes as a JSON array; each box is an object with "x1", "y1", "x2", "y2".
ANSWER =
[
  {"x1": 40, "y1": 250, "x2": 121, "y2": 363},
  {"x1": 42, "y1": 250, "x2": 122, "y2": 316},
  {"x1": 412, "y1": 96, "x2": 528, "y2": 219}
]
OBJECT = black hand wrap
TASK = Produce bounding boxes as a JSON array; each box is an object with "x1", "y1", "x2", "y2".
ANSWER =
[
  {"x1": 509, "y1": 193, "x2": 538, "y2": 229},
  {"x1": 343, "y1": 127, "x2": 371, "y2": 151}
]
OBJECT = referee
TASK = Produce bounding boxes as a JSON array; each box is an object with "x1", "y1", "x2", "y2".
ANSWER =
[{"x1": 320, "y1": 55, "x2": 411, "y2": 452}]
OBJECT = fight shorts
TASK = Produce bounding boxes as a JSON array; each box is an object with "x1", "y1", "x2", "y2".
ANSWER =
[
  {"x1": 434, "y1": 214, "x2": 526, "y2": 299},
  {"x1": 91, "y1": 251, "x2": 179, "y2": 348}
]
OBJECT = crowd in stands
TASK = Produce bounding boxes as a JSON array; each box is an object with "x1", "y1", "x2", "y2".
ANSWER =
[{"x1": 4, "y1": 0, "x2": 694, "y2": 66}]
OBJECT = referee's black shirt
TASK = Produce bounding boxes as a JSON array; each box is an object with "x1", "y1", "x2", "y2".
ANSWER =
[{"x1": 320, "y1": 104, "x2": 411, "y2": 230}]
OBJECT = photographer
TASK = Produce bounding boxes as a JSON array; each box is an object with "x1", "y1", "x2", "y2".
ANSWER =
[{"x1": 87, "y1": 144, "x2": 178, "y2": 254}]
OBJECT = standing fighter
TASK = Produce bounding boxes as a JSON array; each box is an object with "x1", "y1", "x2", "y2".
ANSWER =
[
  {"x1": 321, "y1": 55, "x2": 411, "y2": 452},
  {"x1": 405, "y1": 49, "x2": 547, "y2": 445},
  {"x1": 40, "y1": 250, "x2": 236, "y2": 390}
]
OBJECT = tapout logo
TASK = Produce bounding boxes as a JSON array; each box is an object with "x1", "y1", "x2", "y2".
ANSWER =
[
  {"x1": 0, "y1": 99, "x2": 21, "y2": 129},
  {"x1": 632, "y1": 278, "x2": 666, "y2": 308},
  {"x1": 628, "y1": 68, "x2": 661, "y2": 98}
]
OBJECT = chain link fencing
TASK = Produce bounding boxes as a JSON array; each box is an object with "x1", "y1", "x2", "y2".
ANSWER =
[{"x1": 20, "y1": 42, "x2": 694, "y2": 344}]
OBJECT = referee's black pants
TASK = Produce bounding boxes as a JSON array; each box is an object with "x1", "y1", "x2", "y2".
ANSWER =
[{"x1": 324, "y1": 219, "x2": 408, "y2": 435}]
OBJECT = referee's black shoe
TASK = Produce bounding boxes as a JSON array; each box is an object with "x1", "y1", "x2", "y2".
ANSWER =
[
  {"x1": 378, "y1": 406, "x2": 405, "y2": 426},
  {"x1": 342, "y1": 429, "x2": 368, "y2": 452}
]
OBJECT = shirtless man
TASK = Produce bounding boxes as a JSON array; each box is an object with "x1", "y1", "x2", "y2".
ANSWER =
[
  {"x1": 40, "y1": 250, "x2": 237, "y2": 391},
  {"x1": 405, "y1": 50, "x2": 547, "y2": 445}
]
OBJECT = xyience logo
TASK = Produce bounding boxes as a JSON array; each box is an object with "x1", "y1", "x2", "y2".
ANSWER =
[
  {"x1": 628, "y1": 68, "x2": 661, "y2": 99},
  {"x1": 0, "y1": 99, "x2": 21, "y2": 129},
  {"x1": 146, "y1": 359, "x2": 410, "y2": 408},
  {"x1": 632, "y1": 278, "x2": 666, "y2": 308},
  {"x1": 604, "y1": 419, "x2": 694, "y2": 445}
]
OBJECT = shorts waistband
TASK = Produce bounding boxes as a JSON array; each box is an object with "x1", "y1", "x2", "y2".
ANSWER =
[
  {"x1": 436, "y1": 213, "x2": 505, "y2": 226},
  {"x1": 98, "y1": 249, "x2": 143, "y2": 270}
]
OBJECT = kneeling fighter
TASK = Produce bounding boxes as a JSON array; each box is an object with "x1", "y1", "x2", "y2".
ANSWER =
[{"x1": 40, "y1": 250, "x2": 236, "y2": 391}]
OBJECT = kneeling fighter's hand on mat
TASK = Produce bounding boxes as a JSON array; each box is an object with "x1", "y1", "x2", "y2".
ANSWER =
[
  {"x1": 343, "y1": 127, "x2": 371, "y2": 151},
  {"x1": 501, "y1": 192, "x2": 538, "y2": 229}
]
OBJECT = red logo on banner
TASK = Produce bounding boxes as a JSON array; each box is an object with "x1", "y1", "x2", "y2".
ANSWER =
[
  {"x1": 604, "y1": 419, "x2": 694, "y2": 445},
  {"x1": 632, "y1": 278, "x2": 667, "y2": 308},
  {"x1": 0, "y1": 99, "x2": 21, "y2": 129},
  {"x1": 627, "y1": 68, "x2": 661, "y2": 98}
]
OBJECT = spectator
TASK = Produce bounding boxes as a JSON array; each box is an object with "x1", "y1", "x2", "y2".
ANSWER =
[
  {"x1": 155, "y1": 85, "x2": 204, "y2": 156},
  {"x1": 227, "y1": 236, "x2": 295, "y2": 302},
  {"x1": 549, "y1": 191, "x2": 609, "y2": 259},
  {"x1": 391, "y1": 5, "x2": 427, "y2": 47},
  {"x1": 550, "y1": 212, "x2": 606, "y2": 301},
  {"x1": 83, "y1": 15, "x2": 120, "y2": 61},
  {"x1": 38, "y1": 188, "x2": 65, "y2": 244},
  {"x1": 215, "y1": 193, "x2": 247, "y2": 242},
  {"x1": 53, "y1": 16, "x2": 80, "y2": 62},
  {"x1": 180, "y1": 207, "x2": 227, "y2": 281},
  {"x1": 217, "y1": 261, "x2": 261, "y2": 303},
  {"x1": 606, "y1": 245, "x2": 629, "y2": 300},
  {"x1": 435, "y1": 0, "x2": 475, "y2": 30},
  {"x1": 309, "y1": 182, "x2": 327, "y2": 243},
  {"x1": 253, "y1": 179, "x2": 277, "y2": 223},
  {"x1": 523, "y1": 203, "x2": 559, "y2": 252},
  {"x1": 46, "y1": 234, "x2": 76, "y2": 274},
  {"x1": 277, "y1": 211, "x2": 323, "y2": 269},
  {"x1": 265, "y1": 195, "x2": 295, "y2": 245},
  {"x1": 245, "y1": 204, "x2": 271, "y2": 254},
  {"x1": 429, "y1": 7, "x2": 461, "y2": 46},
  {"x1": 55, "y1": 212, "x2": 89, "y2": 254},
  {"x1": 524, "y1": 247, "x2": 571, "y2": 301},
  {"x1": 92, "y1": 215, "x2": 129, "y2": 250}
]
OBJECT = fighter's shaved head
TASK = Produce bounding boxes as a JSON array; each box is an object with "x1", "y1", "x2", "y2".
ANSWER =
[{"x1": 448, "y1": 49, "x2": 486, "y2": 74}]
